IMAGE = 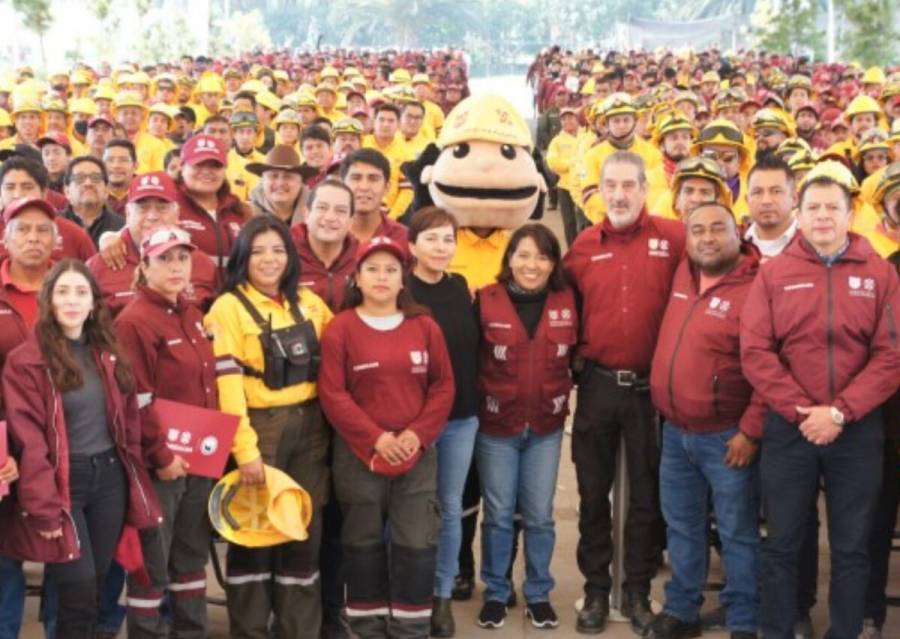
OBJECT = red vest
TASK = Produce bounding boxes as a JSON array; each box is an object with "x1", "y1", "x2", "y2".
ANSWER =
[{"x1": 477, "y1": 283, "x2": 578, "y2": 436}]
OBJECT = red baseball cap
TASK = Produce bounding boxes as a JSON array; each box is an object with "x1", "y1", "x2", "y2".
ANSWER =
[
  {"x1": 128, "y1": 172, "x2": 177, "y2": 204},
  {"x1": 355, "y1": 235, "x2": 409, "y2": 267},
  {"x1": 2, "y1": 197, "x2": 57, "y2": 225},
  {"x1": 140, "y1": 224, "x2": 196, "y2": 259},
  {"x1": 87, "y1": 115, "x2": 114, "y2": 128},
  {"x1": 180, "y1": 133, "x2": 227, "y2": 167},
  {"x1": 37, "y1": 132, "x2": 72, "y2": 153}
]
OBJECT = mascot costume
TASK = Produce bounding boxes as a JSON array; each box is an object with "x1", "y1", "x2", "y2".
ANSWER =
[{"x1": 402, "y1": 94, "x2": 557, "y2": 290}]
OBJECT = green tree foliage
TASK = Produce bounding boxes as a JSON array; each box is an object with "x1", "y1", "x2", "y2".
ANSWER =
[
  {"x1": 12, "y1": 0, "x2": 54, "y2": 67},
  {"x1": 750, "y1": 0, "x2": 824, "y2": 58},
  {"x1": 210, "y1": 9, "x2": 273, "y2": 56},
  {"x1": 837, "y1": 0, "x2": 898, "y2": 66}
]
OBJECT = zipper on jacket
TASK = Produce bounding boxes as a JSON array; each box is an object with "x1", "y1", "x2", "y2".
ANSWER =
[
  {"x1": 666, "y1": 299, "x2": 701, "y2": 424},
  {"x1": 886, "y1": 303, "x2": 897, "y2": 348},
  {"x1": 712, "y1": 375, "x2": 720, "y2": 419},
  {"x1": 826, "y1": 266, "x2": 836, "y2": 399}
]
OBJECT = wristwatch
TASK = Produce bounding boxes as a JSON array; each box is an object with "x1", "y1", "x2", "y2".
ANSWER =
[{"x1": 829, "y1": 406, "x2": 846, "y2": 427}]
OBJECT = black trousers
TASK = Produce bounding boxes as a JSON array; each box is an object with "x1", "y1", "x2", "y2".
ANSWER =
[
  {"x1": 558, "y1": 189, "x2": 579, "y2": 248},
  {"x1": 864, "y1": 439, "x2": 899, "y2": 629},
  {"x1": 47, "y1": 450, "x2": 127, "y2": 639},
  {"x1": 760, "y1": 410, "x2": 883, "y2": 639},
  {"x1": 571, "y1": 370, "x2": 662, "y2": 598}
]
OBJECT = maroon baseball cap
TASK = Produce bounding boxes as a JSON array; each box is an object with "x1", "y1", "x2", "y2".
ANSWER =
[
  {"x1": 355, "y1": 235, "x2": 410, "y2": 267},
  {"x1": 2, "y1": 197, "x2": 56, "y2": 225},
  {"x1": 140, "y1": 224, "x2": 196, "y2": 259},
  {"x1": 127, "y1": 172, "x2": 177, "y2": 204},
  {"x1": 87, "y1": 115, "x2": 114, "y2": 128},
  {"x1": 180, "y1": 133, "x2": 227, "y2": 167},
  {"x1": 37, "y1": 132, "x2": 72, "y2": 153}
]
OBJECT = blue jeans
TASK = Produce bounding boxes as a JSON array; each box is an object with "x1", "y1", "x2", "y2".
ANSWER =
[
  {"x1": 660, "y1": 423, "x2": 760, "y2": 632},
  {"x1": 477, "y1": 428, "x2": 563, "y2": 604},
  {"x1": 434, "y1": 415, "x2": 479, "y2": 598},
  {"x1": 0, "y1": 557, "x2": 25, "y2": 639}
]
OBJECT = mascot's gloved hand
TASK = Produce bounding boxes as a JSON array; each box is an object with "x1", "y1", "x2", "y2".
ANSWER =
[{"x1": 397, "y1": 94, "x2": 551, "y2": 230}]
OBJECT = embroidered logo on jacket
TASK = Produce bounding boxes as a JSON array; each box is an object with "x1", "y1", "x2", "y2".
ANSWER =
[
  {"x1": 648, "y1": 238, "x2": 670, "y2": 258},
  {"x1": 410, "y1": 350, "x2": 429, "y2": 373},
  {"x1": 848, "y1": 276, "x2": 876, "y2": 298},
  {"x1": 705, "y1": 296, "x2": 731, "y2": 319}
]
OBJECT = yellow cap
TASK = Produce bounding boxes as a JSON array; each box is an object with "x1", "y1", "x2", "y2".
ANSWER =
[
  {"x1": 255, "y1": 90, "x2": 281, "y2": 114},
  {"x1": 437, "y1": 94, "x2": 533, "y2": 151},
  {"x1": 68, "y1": 98, "x2": 96, "y2": 116},
  {"x1": 861, "y1": 66, "x2": 886, "y2": 86},
  {"x1": 93, "y1": 85, "x2": 117, "y2": 102},
  {"x1": 800, "y1": 159, "x2": 860, "y2": 196},
  {"x1": 332, "y1": 117, "x2": 364, "y2": 137},
  {"x1": 208, "y1": 465, "x2": 313, "y2": 548},
  {"x1": 197, "y1": 75, "x2": 224, "y2": 95},
  {"x1": 113, "y1": 91, "x2": 146, "y2": 110},
  {"x1": 389, "y1": 68, "x2": 412, "y2": 84}
]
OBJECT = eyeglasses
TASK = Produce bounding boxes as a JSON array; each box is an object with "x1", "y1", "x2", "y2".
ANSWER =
[{"x1": 71, "y1": 173, "x2": 105, "y2": 185}]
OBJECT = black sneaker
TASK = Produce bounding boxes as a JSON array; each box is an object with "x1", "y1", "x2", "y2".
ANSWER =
[
  {"x1": 645, "y1": 613, "x2": 702, "y2": 639},
  {"x1": 526, "y1": 602, "x2": 559, "y2": 629},
  {"x1": 477, "y1": 601, "x2": 507, "y2": 629},
  {"x1": 451, "y1": 574, "x2": 474, "y2": 601},
  {"x1": 730, "y1": 632, "x2": 758, "y2": 639}
]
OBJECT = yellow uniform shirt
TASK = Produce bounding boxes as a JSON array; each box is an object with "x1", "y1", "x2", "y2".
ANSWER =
[
  {"x1": 133, "y1": 131, "x2": 168, "y2": 174},
  {"x1": 401, "y1": 127, "x2": 434, "y2": 160},
  {"x1": 362, "y1": 133, "x2": 415, "y2": 219},
  {"x1": 449, "y1": 228, "x2": 510, "y2": 292},
  {"x1": 570, "y1": 129, "x2": 598, "y2": 210},
  {"x1": 205, "y1": 284, "x2": 333, "y2": 465},
  {"x1": 227, "y1": 147, "x2": 264, "y2": 203},
  {"x1": 579, "y1": 136, "x2": 663, "y2": 224},
  {"x1": 860, "y1": 166, "x2": 885, "y2": 207},
  {"x1": 545, "y1": 130, "x2": 579, "y2": 192},
  {"x1": 422, "y1": 100, "x2": 445, "y2": 136},
  {"x1": 851, "y1": 199, "x2": 896, "y2": 258}
]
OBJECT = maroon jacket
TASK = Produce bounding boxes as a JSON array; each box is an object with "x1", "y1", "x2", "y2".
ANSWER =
[
  {"x1": 174, "y1": 181, "x2": 249, "y2": 285},
  {"x1": 651, "y1": 247, "x2": 764, "y2": 438},
  {"x1": 477, "y1": 283, "x2": 577, "y2": 436},
  {"x1": 291, "y1": 223, "x2": 358, "y2": 312},
  {"x1": 741, "y1": 233, "x2": 900, "y2": 424},
  {"x1": 319, "y1": 310, "x2": 455, "y2": 468},
  {"x1": 115, "y1": 287, "x2": 219, "y2": 470},
  {"x1": 563, "y1": 210, "x2": 685, "y2": 374},
  {"x1": 87, "y1": 229, "x2": 218, "y2": 317},
  {"x1": 0, "y1": 335, "x2": 162, "y2": 563}
]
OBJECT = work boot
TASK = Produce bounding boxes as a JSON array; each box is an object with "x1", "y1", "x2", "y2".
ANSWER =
[
  {"x1": 576, "y1": 595, "x2": 609, "y2": 634},
  {"x1": 645, "y1": 613, "x2": 702, "y2": 639},
  {"x1": 622, "y1": 590, "x2": 655, "y2": 635},
  {"x1": 430, "y1": 597, "x2": 455, "y2": 637},
  {"x1": 450, "y1": 574, "x2": 473, "y2": 601}
]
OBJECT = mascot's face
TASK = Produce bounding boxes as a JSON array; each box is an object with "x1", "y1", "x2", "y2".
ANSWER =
[{"x1": 421, "y1": 140, "x2": 547, "y2": 229}]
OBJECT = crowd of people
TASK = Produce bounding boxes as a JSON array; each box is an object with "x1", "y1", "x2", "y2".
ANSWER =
[{"x1": 0, "y1": 43, "x2": 895, "y2": 639}]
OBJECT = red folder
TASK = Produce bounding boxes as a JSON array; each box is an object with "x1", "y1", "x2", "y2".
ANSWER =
[
  {"x1": 155, "y1": 399, "x2": 239, "y2": 479},
  {"x1": 0, "y1": 421, "x2": 9, "y2": 497}
]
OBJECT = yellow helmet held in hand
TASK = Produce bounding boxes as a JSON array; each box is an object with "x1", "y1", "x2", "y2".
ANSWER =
[
  {"x1": 437, "y1": 94, "x2": 533, "y2": 151},
  {"x1": 209, "y1": 465, "x2": 313, "y2": 548}
]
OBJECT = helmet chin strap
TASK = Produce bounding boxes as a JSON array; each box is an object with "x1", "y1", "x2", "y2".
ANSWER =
[{"x1": 608, "y1": 121, "x2": 637, "y2": 149}]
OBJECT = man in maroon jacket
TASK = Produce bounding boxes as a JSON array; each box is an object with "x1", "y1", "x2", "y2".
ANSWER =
[
  {"x1": 563, "y1": 151, "x2": 685, "y2": 635},
  {"x1": 741, "y1": 167, "x2": 900, "y2": 639},
  {"x1": 648, "y1": 201, "x2": 762, "y2": 639}
]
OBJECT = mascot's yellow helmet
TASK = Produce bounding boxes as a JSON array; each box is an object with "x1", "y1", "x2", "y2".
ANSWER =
[
  {"x1": 209, "y1": 465, "x2": 313, "y2": 548},
  {"x1": 438, "y1": 94, "x2": 533, "y2": 151}
]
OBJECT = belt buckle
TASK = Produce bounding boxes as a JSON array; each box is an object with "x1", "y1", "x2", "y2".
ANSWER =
[{"x1": 616, "y1": 370, "x2": 634, "y2": 387}]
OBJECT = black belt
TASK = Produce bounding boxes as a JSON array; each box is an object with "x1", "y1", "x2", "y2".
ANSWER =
[{"x1": 592, "y1": 363, "x2": 649, "y2": 388}]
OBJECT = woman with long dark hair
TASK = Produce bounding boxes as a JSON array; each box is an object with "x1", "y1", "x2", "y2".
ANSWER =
[
  {"x1": 318, "y1": 235, "x2": 455, "y2": 639},
  {"x1": 205, "y1": 215, "x2": 333, "y2": 638},
  {"x1": 0, "y1": 260, "x2": 161, "y2": 639}
]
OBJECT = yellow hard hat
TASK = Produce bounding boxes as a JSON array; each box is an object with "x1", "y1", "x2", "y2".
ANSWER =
[
  {"x1": 713, "y1": 88, "x2": 746, "y2": 112},
  {"x1": 197, "y1": 75, "x2": 224, "y2": 95},
  {"x1": 273, "y1": 108, "x2": 303, "y2": 128},
  {"x1": 255, "y1": 89, "x2": 281, "y2": 114},
  {"x1": 861, "y1": 66, "x2": 886, "y2": 86},
  {"x1": 113, "y1": 91, "x2": 146, "y2": 111},
  {"x1": 590, "y1": 62, "x2": 606, "y2": 76},
  {"x1": 11, "y1": 94, "x2": 43, "y2": 116},
  {"x1": 671, "y1": 156, "x2": 733, "y2": 208},
  {"x1": 41, "y1": 96, "x2": 67, "y2": 114},
  {"x1": 314, "y1": 83, "x2": 336, "y2": 96},
  {"x1": 208, "y1": 465, "x2": 313, "y2": 548},
  {"x1": 319, "y1": 66, "x2": 340, "y2": 80},
  {"x1": 882, "y1": 82, "x2": 900, "y2": 103},
  {"x1": 800, "y1": 159, "x2": 860, "y2": 196},
  {"x1": 774, "y1": 137, "x2": 812, "y2": 160},
  {"x1": 68, "y1": 98, "x2": 96, "y2": 116},
  {"x1": 693, "y1": 118, "x2": 747, "y2": 154},
  {"x1": 273, "y1": 69, "x2": 289, "y2": 83},
  {"x1": 411, "y1": 73, "x2": 431, "y2": 87},
  {"x1": 854, "y1": 130, "x2": 891, "y2": 163},
  {"x1": 388, "y1": 68, "x2": 411, "y2": 85},
  {"x1": 788, "y1": 149, "x2": 817, "y2": 173},
  {"x1": 92, "y1": 85, "x2": 117, "y2": 102},
  {"x1": 889, "y1": 119, "x2": 900, "y2": 144},
  {"x1": 673, "y1": 90, "x2": 701, "y2": 108},
  {"x1": 873, "y1": 162, "x2": 900, "y2": 212},
  {"x1": 600, "y1": 92, "x2": 637, "y2": 121},
  {"x1": 437, "y1": 94, "x2": 533, "y2": 151},
  {"x1": 129, "y1": 71, "x2": 152, "y2": 86},
  {"x1": 752, "y1": 108, "x2": 795, "y2": 136},
  {"x1": 70, "y1": 69, "x2": 92, "y2": 86},
  {"x1": 652, "y1": 112, "x2": 695, "y2": 147},
  {"x1": 148, "y1": 103, "x2": 177, "y2": 120},
  {"x1": 845, "y1": 95, "x2": 883, "y2": 119},
  {"x1": 239, "y1": 79, "x2": 265, "y2": 96},
  {"x1": 786, "y1": 74, "x2": 812, "y2": 93},
  {"x1": 291, "y1": 91, "x2": 318, "y2": 109},
  {"x1": 701, "y1": 70, "x2": 721, "y2": 84},
  {"x1": 332, "y1": 117, "x2": 364, "y2": 137}
]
